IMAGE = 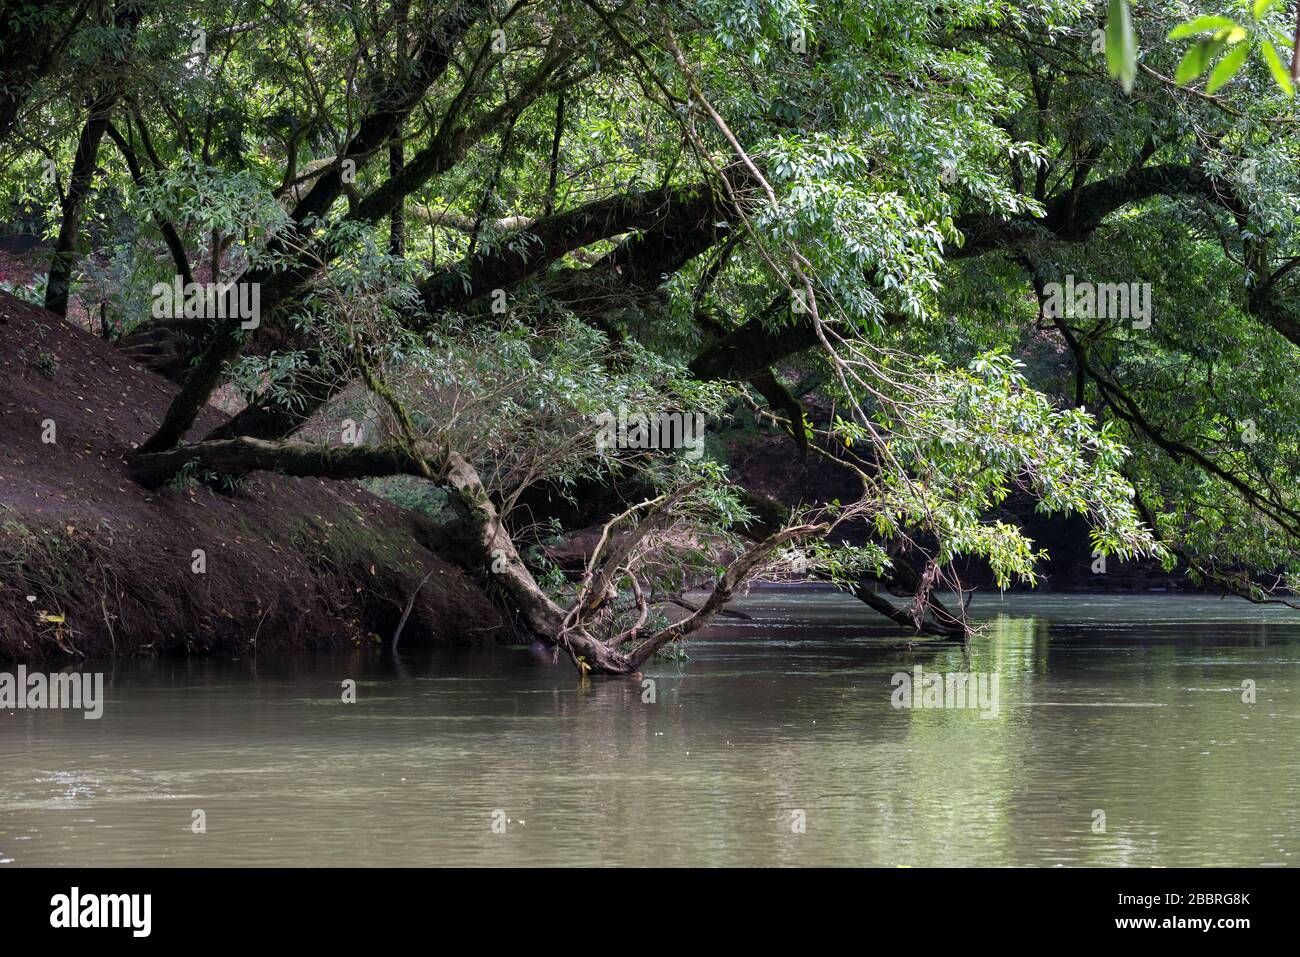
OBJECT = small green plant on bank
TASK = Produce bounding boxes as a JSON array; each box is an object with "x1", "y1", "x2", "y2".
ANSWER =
[{"x1": 32, "y1": 351, "x2": 58, "y2": 378}]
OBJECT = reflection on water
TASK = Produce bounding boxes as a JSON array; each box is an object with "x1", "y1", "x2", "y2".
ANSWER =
[{"x1": 1, "y1": 588, "x2": 1297, "y2": 866}]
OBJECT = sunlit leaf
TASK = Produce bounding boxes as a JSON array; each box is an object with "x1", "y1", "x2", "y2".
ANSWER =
[
  {"x1": 1261, "y1": 39, "x2": 1295, "y2": 94},
  {"x1": 1253, "y1": 0, "x2": 1278, "y2": 21},
  {"x1": 1106, "y1": 0, "x2": 1137, "y2": 93},
  {"x1": 1168, "y1": 15, "x2": 1238, "y2": 40},
  {"x1": 1206, "y1": 42, "x2": 1251, "y2": 93},
  {"x1": 1175, "y1": 39, "x2": 1219, "y2": 84}
]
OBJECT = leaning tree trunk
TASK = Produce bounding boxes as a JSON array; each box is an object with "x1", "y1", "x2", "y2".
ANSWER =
[
  {"x1": 129, "y1": 434, "x2": 823, "y2": 675},
  {"x1": 129, "y1": 435, "x2": 641, "y2": 672},
  {"x1": 44, "y1": 94, "x2": 115, "y2": 317},
  {"x1": 43, "y1": 2, "x2": 142, "y2": 318},
  {"x1": 440, "y1": 451, "x2": 639, "y2": 674}
]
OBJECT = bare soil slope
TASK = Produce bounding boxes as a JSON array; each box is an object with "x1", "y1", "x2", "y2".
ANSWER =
[{"x1": 0, "y1": 290, "x2": 506, "y2": 661}]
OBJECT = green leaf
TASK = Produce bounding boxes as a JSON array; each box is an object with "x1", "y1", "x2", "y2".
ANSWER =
[
  {"x1": 1207, "y1": 42, "x2": 1251, "y2": 93},
  {"x1": 1106, "y1": 0, "x2": 1137, "y2": 93},
  {"x1": 1175, "y1": 39, "x2": 1219, "y2": 84},
  {"x1": 1260, "y1": 39, "x2": 1295, "y2": 94},
  {"x1": 1168, "y1": 15, "x2": 1239, "y2": 40},
  {"x1": 1253, "y1": 0, "x2": 1278, "y2": 21}
]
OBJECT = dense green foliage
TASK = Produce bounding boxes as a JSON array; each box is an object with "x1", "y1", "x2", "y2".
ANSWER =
[{"x1": 3, "y1": 0, "x2": 1298, "y2": 654}]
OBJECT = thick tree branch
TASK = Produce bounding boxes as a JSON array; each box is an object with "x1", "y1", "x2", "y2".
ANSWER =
[
  {"x1": 137, "y1": 2, "x2": 487, "y2": 454},
  {"x1": 208, "y1": 179, "x2": 739, "y2": 442},
  {"x1": 104, "y1": 120, "x2": 192, "y2": 285},
  {"x1": 626, "y1": 523, "x2": 824, "y2": 668}
]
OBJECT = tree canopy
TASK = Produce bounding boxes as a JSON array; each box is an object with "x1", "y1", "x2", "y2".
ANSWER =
[{"x1": 3, "y1": 0, "x2": 1299, "y2": 672}]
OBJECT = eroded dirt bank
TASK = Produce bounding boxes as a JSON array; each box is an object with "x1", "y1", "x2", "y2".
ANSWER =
[{"x1": 0, "y1": 291, "x2": 508, "y2": 662}]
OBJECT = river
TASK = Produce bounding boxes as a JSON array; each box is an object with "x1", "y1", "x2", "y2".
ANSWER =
[{"x1": 2, "y1": 588, "x2": 1297, "y2": 866}]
